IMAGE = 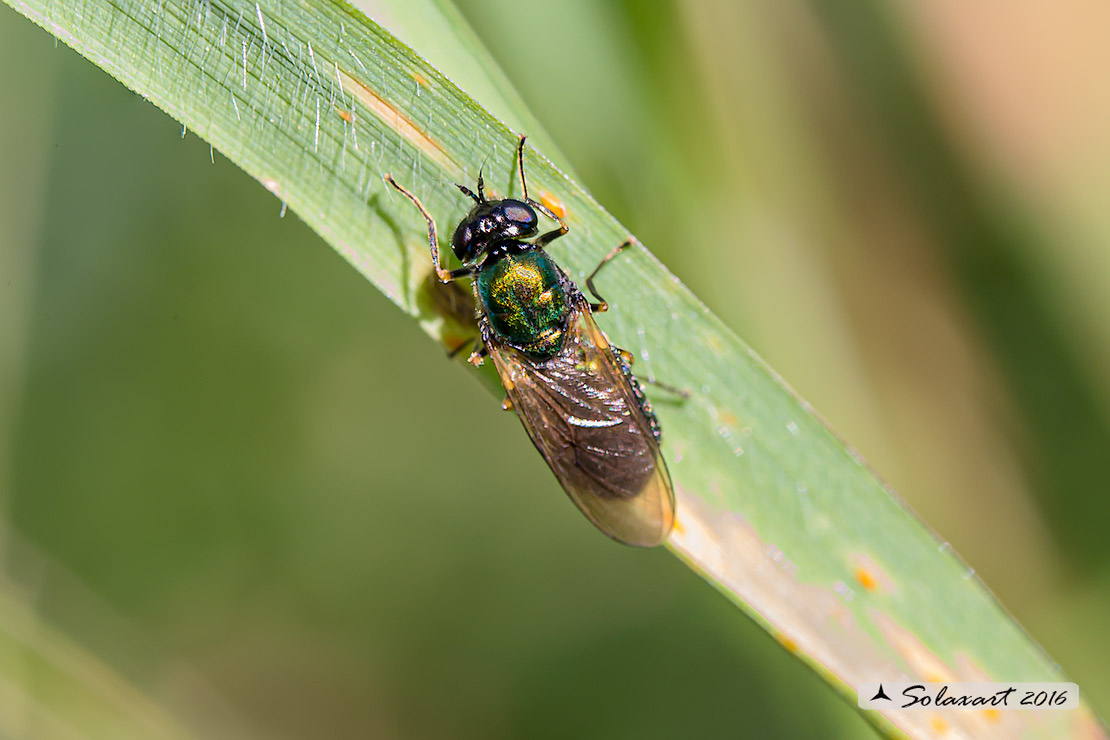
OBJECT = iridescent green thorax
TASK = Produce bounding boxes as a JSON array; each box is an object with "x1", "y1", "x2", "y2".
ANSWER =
[{"x1": 476, "y1": 247, "x2": 570, "y2": 359}]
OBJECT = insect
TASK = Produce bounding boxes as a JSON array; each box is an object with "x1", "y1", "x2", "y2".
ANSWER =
[{"x1": 385, "y1": 138, "x2": 676, "y2": 547}]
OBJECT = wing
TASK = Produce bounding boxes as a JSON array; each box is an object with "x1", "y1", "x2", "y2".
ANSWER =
[{"x1": 486, "y1": 296, "x2": 676, "y2": 547}]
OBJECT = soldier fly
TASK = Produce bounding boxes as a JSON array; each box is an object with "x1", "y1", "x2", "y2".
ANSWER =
[{"x1": 385, "y1": 138, "x2": 676, "y2": 547}]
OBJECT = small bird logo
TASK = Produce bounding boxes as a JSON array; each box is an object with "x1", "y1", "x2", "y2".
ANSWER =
[{"x1": 870, "y1": 684, "x2": 892, "y2": 701}]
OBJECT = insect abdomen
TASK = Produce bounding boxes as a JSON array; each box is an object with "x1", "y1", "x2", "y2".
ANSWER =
[{"x1": 477, "y1": 249, "x2": 570, "y2": 358}]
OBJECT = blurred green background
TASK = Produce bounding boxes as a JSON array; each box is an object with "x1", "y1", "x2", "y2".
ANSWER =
[{"x1": 1, "y1": 0, "x2": 1108, "y2": 738}]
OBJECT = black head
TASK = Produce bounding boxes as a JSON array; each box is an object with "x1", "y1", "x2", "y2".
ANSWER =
[{"x1": 450, "y1": 174, "x2": 538, "y2": 263}]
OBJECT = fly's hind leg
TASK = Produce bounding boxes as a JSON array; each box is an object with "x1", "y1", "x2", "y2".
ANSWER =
[
  {"x1": 643, "y1": 377, "x2": 691, "y2": 400},
  {"x1": 613, "y1": 344, "x2": 690, "y2": 402}
]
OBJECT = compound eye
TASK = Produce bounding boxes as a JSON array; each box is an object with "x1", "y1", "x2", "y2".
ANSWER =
[
  {"x1": 503, "y1": 202, "x2": 536, "y2": 227},
  {"x1": 451, "y1": 222, "x2": 473, "y2": 260}
]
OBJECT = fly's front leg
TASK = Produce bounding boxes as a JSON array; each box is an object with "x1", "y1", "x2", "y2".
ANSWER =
[
  {"x1": 384, "y1": 174, "x2": 466, "y2": 284},
  {"x1": 532, "y1": 214, "x2": 569, "y2": 249},
  {"x1": 515, "y1": 135, "x2": 569, "y2": 248}
]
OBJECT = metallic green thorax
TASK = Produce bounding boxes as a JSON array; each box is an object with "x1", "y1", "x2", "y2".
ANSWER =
[{"x1": 476, "y1": 249, "x2": 570, "y2": 358}]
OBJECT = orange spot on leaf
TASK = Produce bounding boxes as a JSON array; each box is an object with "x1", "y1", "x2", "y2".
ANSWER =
[
  {"x1": 854, "y1": 566, "x2": 878, "y2": 591},
  {"x1": 539, "y1": 190, "x2": 567, "y2": 219},
  {"x1": 339, "y1": 70, "x2": 454, "y2": 171},
  {"x1": 849, "y1": 553, "x2": 893, "y2": 594},
  {"x1": 775, "y1": 634, "x2": 798, "y2": 653}
]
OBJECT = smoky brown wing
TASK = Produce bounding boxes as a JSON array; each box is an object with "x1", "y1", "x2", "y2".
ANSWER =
[{"x1": 488, "y1": 302, "x2": 675, "y2": 547}]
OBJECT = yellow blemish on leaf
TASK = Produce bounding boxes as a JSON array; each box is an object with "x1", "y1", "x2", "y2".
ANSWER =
[
  {"x1": 539, "y1": 190, "x2": 567, "y2": 219},
  {"x1": 336, "y1": 107, "x2": 354, "y2": 124},
  {"x1": 850, "y1": 553, "x2": 893, "y2": 594},
  {"x1": 339, "y1": 70, "x2": 454, "y2": 171},
  {"x1": 854, "y1": 567, "x2": 878, "y2": 592},
  {"x1": 775, "y1": 633, "x2": 798, "y2": 653},
  {"x1": 413, "y1": 72, "x2": 429, "y2": 88},
  {"x1": 262, "y1": 177, "x2": 281, "y2": 196},
  {"x1": 670, "y1": 497, "x2": 1035, "y2": 740}
]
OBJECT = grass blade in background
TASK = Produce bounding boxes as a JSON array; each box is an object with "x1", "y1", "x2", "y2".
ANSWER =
[
  {"x1": 809, "y1": 0, "x2": 1110, "y2": 572},
  {"x1": 0, "y1": 19, "x2": 199, "y2": 740},
  {"x1": 0, "y1": 1, "x2": 1104, "y2": 738}
]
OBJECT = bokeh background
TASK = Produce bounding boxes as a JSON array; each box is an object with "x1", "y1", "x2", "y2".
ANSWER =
[{"x1": 1, "y1": 0, "x2": 1108, "y2": 738}]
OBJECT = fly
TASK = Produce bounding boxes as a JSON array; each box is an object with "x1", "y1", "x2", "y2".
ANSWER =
[{"x1": 385, "y1": 138, "x2": 676, "y2": 547}]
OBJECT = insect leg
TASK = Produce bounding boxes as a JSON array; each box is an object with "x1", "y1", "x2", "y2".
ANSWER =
[
  {"x1": 533, "y1": 218, "x2": 569, "y2": 248},
  {"x1": 516, "y1": 135, "x2": 569, "y2": 248},
  {"x1": 586, "y1": 239, "x2": 635, "y2": 312},
  {"x1": 384, "y1": 174, "x2": 455, "y2": 283},
  {"x1": 644, "y1": 378, "x2": 691, "y2": 400},
  {"x1": 516, "y1": 135, "x2": 530, "y2": 199},
  {"x1": 447, "y1": 337, "x2": 477, "y2": 360},
  {"x1": 614, "y1": 343, "x2": 690, "y2": 400},
  {"x1": 448, "y1": 334, "x2": 491, "y2": 367},
  {"x1": 468, "y1": 343, "x2": 490, "y2": 367},
  {"x1": 444, "y1": 266, "x2": 473, "y2": 280}
]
